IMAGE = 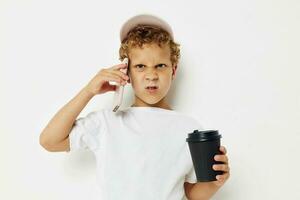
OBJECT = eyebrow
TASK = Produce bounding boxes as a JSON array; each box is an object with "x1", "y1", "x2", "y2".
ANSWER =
[{"x1": 132, "y1": 63, "x2": 167, "y2": 66}]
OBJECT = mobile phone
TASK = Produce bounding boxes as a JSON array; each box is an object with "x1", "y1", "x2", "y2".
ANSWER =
[{"x1": 112, "y1": 57, "x2": 129, "y2": 112}]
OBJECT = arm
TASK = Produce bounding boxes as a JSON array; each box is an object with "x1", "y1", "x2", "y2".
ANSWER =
[
  {"x1": 185, "y1": 146, "x2": 230, "y2": 200},
  {"x1": 39, "y1": 86, "x2": 94, "y2": 151},
  {"x1": 185, "y1": 182, "x2": 221, "y2": 200},
  {"x1": 39, "y1": 62, "x2": 129, "y2": 152}
]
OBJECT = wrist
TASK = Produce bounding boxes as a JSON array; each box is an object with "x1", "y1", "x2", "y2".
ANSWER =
[
  {"x1": 81, "y1": 86, "x2": 95, "y2": 98},
  {"x1": 189, "y1": 182, "x2": 221, "y2": 200}
]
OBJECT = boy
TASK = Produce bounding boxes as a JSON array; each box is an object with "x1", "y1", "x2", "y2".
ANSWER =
[{"x1": 40, "y1": 14, "x2": 230, "y2": 200}]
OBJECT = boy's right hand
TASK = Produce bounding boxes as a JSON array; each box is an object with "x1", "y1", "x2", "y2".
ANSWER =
[{"x1": 84, "y1": 63, "x2": 129, "y2": 96}]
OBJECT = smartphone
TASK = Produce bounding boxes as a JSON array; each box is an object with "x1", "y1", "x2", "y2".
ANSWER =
[{"x1": 112, "y1": 57, "x2": 129, "y2": 112}]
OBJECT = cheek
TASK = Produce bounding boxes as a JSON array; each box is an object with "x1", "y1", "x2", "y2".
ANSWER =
[
  {"x1": 164, "y1": 72, "x2": 173, "y2": 82},
  {"x1": 160, "y1": 75, "x2": 173, "y2": 89},
  {"x1": 129, "y1": 75, "x2": 142, "y2": 88}
]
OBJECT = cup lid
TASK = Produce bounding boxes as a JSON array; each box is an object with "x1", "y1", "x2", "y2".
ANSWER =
[{"x1": 186, "y1": 129, "x2": 221, "y2": 142}]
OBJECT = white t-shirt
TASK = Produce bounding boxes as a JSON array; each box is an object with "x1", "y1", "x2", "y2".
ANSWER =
[{"x1": 68, "y1": 106, "x2": 204, "y2": 200}]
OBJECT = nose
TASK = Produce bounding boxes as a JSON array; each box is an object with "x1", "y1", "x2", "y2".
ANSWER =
[{"x1": 145, "y1": 71, "x2": 158, "y2": 81}]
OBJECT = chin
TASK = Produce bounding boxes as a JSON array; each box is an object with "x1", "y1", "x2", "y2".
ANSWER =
[
  {"x1": 143, "y1": 94, "x2": 168, "y2": 105},
  {"x1": 134, "y1": 93, "x2": 162, "y2": 105},
  {"x1": 143, "y1": 97, "x2": 161, "y2": 105},
  {"x1": 133, "y1": 86, "x2": 170, "y2": 105}
]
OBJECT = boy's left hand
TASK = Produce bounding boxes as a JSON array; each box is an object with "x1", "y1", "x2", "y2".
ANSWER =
[{"x1": 212, "y1": 146, "x2": 230, "y2": 187}]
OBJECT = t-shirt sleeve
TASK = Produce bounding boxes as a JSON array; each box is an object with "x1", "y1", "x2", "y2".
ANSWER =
[
  {"x1": 185, "y1": 166, "x2": 197, "y2": 183},
  {"x1": 68, "y1": 111, "x2": 105, "y2": 152}
]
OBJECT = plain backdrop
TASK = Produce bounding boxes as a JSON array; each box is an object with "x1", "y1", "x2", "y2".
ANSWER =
[{"x1": 1, "y1": 0, "x2": 299, "y2": 199}]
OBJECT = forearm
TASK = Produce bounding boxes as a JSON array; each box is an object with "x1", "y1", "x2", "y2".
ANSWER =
[
  {"x1": 188, "y1": 182, "x2": 221, "y2": 200},
  {"x1": 40, "y1": 86, "x2": 94, "y2": 145}
]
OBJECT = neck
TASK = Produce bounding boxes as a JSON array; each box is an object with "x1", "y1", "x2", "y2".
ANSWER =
[{"x1": 131, "y1": 96, "x2": 172, "y2": 110}]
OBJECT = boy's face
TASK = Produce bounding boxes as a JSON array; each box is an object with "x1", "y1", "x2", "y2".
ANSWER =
[{"x1": 127, "y1": 43, "x2": 177, "y2": 108}]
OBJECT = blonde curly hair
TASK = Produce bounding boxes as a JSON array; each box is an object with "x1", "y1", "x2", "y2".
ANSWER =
[{"x1": 119, "y1": 24, "x2": 180, "y2": 68}]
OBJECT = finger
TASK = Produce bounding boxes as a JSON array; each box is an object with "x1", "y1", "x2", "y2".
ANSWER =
[
  {"x1": 103, "y1": 74, "x2": 126, "y2": 85},
  {"x1": 217, "y1": 171, "x2": 230, "y2": 181},
  {"x1": 216, "y1": 175, "x2": 227, "y2": 182},
  {"x1": 220, "y1": 146, "x2": 227, "y2": 154},
  {"x1": 214, "y1": 155, "x2": 228, "y2": 163},
  {"x1": 109, "y1": 69, "x2": 129, "y2": 81},
  {"x1": 216, "y1": 175, "x2": 224, "y2": 181},
  {"x1": 212, "y1": 164, "x2": 230, "y2": 172},
  {"x1": 103, "y1": 70, "x2": 128, "y2": 82},
  {"x1": 214, "y1": 176, "x2": 224, "y2": 186},
  {"x1": 111, "y1": 63, "x2": 128, "y2": 70}
]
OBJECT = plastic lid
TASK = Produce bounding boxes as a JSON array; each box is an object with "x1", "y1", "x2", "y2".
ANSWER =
[{"x1": 186, "y1": 129, "x2": 221, "y2": 142}]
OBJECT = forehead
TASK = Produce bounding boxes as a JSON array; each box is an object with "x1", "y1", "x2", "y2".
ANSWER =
[{"x1": 128, "y1": 43, "x2": 171, "y2": 62}]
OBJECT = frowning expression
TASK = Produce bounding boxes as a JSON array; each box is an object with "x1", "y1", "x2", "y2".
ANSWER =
[{"x1": 127, "y1": 43, "x2": 177, "y2": 106}]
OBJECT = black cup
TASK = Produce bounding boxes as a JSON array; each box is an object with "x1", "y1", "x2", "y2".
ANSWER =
[{"x1": 186, "y1": 130, "x2": 223, "y2": 182}]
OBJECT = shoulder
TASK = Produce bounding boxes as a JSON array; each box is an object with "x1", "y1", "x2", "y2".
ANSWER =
[
  {"x1": 85, "y1": 107, "x2": 141, "y2": 120},
  {"x1": 83, "y1": 109, "x2": 105, "y2": 120},
  {"x1": 75, "y1": 109, "x2": 107, "y2": 126},
  {"x1": 174, "y1": 112, "x2": 205, "y2": 130}
]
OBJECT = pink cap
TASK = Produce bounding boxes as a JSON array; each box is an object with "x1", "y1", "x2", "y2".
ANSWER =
[{"x1": 119, "y1": 14, "x2": 174, "y2": 42}]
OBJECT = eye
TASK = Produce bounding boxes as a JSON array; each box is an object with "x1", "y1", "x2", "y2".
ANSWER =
[
  {"x1": 135, "y1": 64, "x2": 145, "y2": 69},
  {"x1": 156, "y1": 64, "x2": 166, "y2": 68}
]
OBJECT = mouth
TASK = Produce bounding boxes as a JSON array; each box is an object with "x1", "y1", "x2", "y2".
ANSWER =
[{"x1": 145, "y1": 86, "x2": 159, "y2": 93}]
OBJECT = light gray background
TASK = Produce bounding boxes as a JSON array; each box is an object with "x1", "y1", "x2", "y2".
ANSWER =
[{"x1": 1, "y1": 0, "x2": 299, "y2": 199}]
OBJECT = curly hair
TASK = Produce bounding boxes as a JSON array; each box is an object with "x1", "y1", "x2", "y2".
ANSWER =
[{"x1": 119, "y1": 24, "x2": 180, "y2": 67}]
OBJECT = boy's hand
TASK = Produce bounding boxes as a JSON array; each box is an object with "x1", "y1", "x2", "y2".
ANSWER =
[
  {"x1": 84, "y1": 63, "x2": 130, "y2": 96},
  {"x1": 212, "y1": 146, "x2": 230, "y2": 187}
]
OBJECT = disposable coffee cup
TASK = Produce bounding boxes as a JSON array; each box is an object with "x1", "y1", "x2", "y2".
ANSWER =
[{"x1": 186, "y1": 130, "x2": 223, "y2": 182}]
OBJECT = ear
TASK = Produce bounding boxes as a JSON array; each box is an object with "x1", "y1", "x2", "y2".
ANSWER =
[
  {"x1": 126, "y1": 58, "x2": 131, "y2": 84},
  {"x1": 127, "y1": 69, "x2": 131, "y2": 84},
  {"x1": 172, "y1": 65, "x2": 177, "y2": 80}
]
